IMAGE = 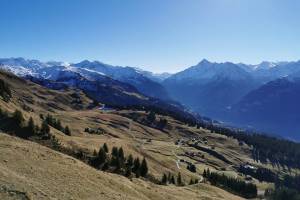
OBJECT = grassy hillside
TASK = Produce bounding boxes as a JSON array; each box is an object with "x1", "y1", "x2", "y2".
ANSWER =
[{"x1": 0, "y1": 70, "x2": 296, "y2": 199}]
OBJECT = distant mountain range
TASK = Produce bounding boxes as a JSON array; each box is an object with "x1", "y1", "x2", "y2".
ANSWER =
[
  {"x1": 1, "y1": 57, "x2": 300, "y2": 140},
  {"x1": 163, "y1": 59, "x2": 300, "y2": 140}
]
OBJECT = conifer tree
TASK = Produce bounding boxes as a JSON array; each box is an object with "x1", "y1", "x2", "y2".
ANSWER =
[
  {"x1": 13, "y1": 109, "x2": 24, "y2": 127},
  {"x1": 133, "y1": 158, "x2": 140, "y2": 174},
  {"x1": 161, "y1": 173, "x2": 167, "y2": 185},
  {"x1": 177, "y1": 172, "x2": 183, "y2": 186},
  {"x1": 203, "y1": 169, "x2": 207, "y2": 178},
  {"x1": 27, "y1": 117, "x2": 36, "y2": 135},
  {"x1": 98, "y1": 147, "x2": 107, "y2": 166},
  {"x1": 171, "y1": 175, "x2": 175, "y2": 184},
  {"x1": 140, "y1": 157, "x2": 148, "y2": 177},
  {"x1": 64, "y1": 126, "x2": 71, "y2": 136},
  {"x1": 125, "y1": 166, "x2": 132, "y2": 177},
  {"x1": 112, "y1": 146, "x2": 119, "y2": 158},
  {"x1": 126, "y1": 154, "x2": 134, "y2": 168},
  {"x1": 103, "y1": 143, "x2": 109, "y2": 153},
  {"x1": 41, "y1": 121, "x2": 50, "y2": 135}
]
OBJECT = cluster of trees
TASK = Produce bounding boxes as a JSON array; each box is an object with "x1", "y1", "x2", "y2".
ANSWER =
[
  {"x1": 187, "y1": 163, "x2": 196, "y2": 173},
  {"x1": 0, "y1": 108, "x2": 51, "y2": 139},
  {"x1": 203, "y1": 169, "x2": 257, "y2": 198},
  {"x1": 145, "y1": 111, "x2": 168, "y2": 130},
  {"x1": 161, "y1": 172, "x2": 186, "y2": 186},
  {"x1": 84, "y1": 127, "x2": 104, "y2": 135},
  {"x1": 0, "y1": 79, "x2": 12, "y2": 102},
  {"x1": 90, "y1": 143, "x2": 148, "y2": 178},
  {"x1": 41, "y1": 114, "x2": 71, "y2": 136},
  {"x1": 238, "y1": 165, "x2": 276, "y2": 183}
]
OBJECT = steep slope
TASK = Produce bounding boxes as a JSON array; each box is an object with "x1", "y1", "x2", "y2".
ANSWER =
[
  {"x1": 163, "y1": 60, "x2": 259, "y2": 119},
  {"x1": 229, "y1": 77, "x2": 300, "y2": 140},
  {"x1": 0, "y1": 133, "x2": 243, "y2": 200},
  {"x1": 0, "y1": 70, "x2": 253, "y2": 200}
]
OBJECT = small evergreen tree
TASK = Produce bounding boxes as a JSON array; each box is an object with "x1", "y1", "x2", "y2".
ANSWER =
[
  {"x1": 203, "y1": 169, "x2": 207, "y2": 178},
  {"x1": 41, "y1": 121, "x2": 50, "y2": 135},
  {"x1": 161, "y1": 173, "x2": 167, "y2": 185},
  {"x1": 126, "y1": 154, "x2": 134, "y2": 168},
  {"x1": 13, "y1": 109, "x2": 24, "y2": 127},
  {"x1": 64, "y1": 126, "x2": 71, "y2": 136},
  {"x1": 177, "y1": 172, "x2": 183, "y2": 186},
  {"x1": 112, "y1": 146, "x2": 119, "y2": 158},
  {"x1": 103, "y1": 143, "x2": 109, "y2": 153},
  {"x1": 171, "y1": 175, "x2": 176, "y2": 184},
  {"x1": 133, "y1": 158, "x2": 140, "y2": 174},
  {"x1": 125, "y1": 166, "x2": 132, "y2": 177},
  {"x1": 27, "y1": 117, "x2": 36, "y2": 135},
  {"x1": 140, "y1": 157, "x2": 148, "y2": 177},
  {"x1": 118, "y1": 147, "x2": 125, "y2": 167},
  {"x1": 97, "y1": 147, "x2": 107, "y2": 167}
]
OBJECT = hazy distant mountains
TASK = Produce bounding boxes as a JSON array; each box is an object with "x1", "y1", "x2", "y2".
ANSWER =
[
  {"x1": 1, "y1": 57, "x2": 300, "y2": 139},
  {"x1": 163, "y1": 59, "x2": 261, "y2": 119},
  {"x1": 163, "y1": 59, "x2": 300, "y2": 140}
]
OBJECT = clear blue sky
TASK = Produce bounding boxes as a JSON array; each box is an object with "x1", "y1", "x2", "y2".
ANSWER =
[{"x1": 0, "y1": 0, "x2": 299, "y2": 73}]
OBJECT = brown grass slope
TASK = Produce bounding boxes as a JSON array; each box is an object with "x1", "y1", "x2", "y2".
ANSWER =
[
  {"x1": 0, "y1": 133, "x2": 243, "y2": 200},
  {"x1": 0, "y1": 70, "x2": 269, "y2": 199}
]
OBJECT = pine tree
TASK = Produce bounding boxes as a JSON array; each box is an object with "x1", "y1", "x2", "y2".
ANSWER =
[
  {"x1": 118, "y1": 147, "x2": 125, "y2": 167},
  {"x1": 140, "y1": 157, "x2": 148, "y2": 177},
  {"x1": 126, "y1": 154, "x2": 134, "y2": 168},
  {"x1": 133, "y1": 158, "x2": 140, "y2": 174},
  {"x1": 97, "y1": 147, "x2": 107, "y2": 166},
  {"x1": 103, "y1": 143, "x2": 109, "y2": 153},
  {"x1": 27, "y1": 117, "x2": 36, "y2": 135},
  {"x1": 177, "y1": 172, "x2": 183, "y2": 186},
  {"x1": 161, "y1": 173, "x2": 167, "y2": 185},
  {"x1": 203, "y1": 169, "x2": 207, "y2": 178},
  {"x1": 41, "y1": 121, "x2": 50, "y2": 135},
  {"x1": 125, "y1": 166, "x2": 132, "y2": 177},
  {"x1": 171, "y1": 175, "x2": 175, "y2": 184},
  {"x1": 56, "y1": 119, "x2": 63, "y2": 130},
  {"x1": 64, "y1": 126, "x2": 71, "y2": 136},
  {"x1": 13, "y1": 109, "x2": 24, "y2": 127},
  {"x1": 112, "y1": 146, "x2": 119, "y2": 158}
]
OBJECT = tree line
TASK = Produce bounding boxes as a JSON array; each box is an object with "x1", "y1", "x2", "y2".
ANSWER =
[
  {"x1": 203, "y1": 168, "x2": 257, "y2": 198},
  {"x1": 238, "y1": 165, "x2": 276, "y2": 183}
]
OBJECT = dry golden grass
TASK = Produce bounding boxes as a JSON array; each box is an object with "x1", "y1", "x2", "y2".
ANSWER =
[
  {"x1": 0, "y1": 133, "x2": 244, "y2": 200},
  {"x1": 0, "y1": 70, "x2": 280, "y2": 199}
]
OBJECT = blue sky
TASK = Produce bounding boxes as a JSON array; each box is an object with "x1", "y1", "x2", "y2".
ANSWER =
[{"x1": 0, "y1": 0, "x2": 299, "y2": 72}]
